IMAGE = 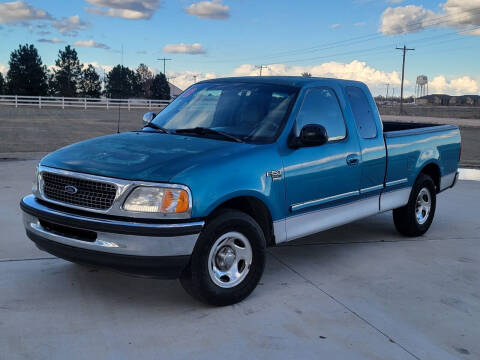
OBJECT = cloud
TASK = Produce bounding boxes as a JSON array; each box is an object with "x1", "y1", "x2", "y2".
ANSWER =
[
  {"x1": 380, "y1": 5, "x2": 437, "y2": 35},
  {"x1": 82, "y1": 61, "x2": 113, "y2": 74},
  {"x1": 52, "y1": 15, "x2": 89, "y2": 36},
  {"x1": 85, "y1": 0, "x2": 160, "y2": 20},
  {"x1": 185, "y1": 0, "x2": 229, "y2": 20},
  {"x1": 429, "y1": 75, "x2": 479, "y2": 95},
  {"x1": 163, "y1": 43, "x2": 206, "y2": 54},
  {"x1": 38, "y1": 37, "x2": 64, "y2": 44},
  {"x1": 0, "y1": 64, "x2": 8, "y2": 75},
  {"x1": 37, "y1": 30, "x2": 51, "y2": 35},
  {"x1": 0, "y1": 1, "x2": 52, "y2": 24},
  {"x1": 167, "y1": 71, "x2": 219, "y2": 90},
  {"x1": 354, "y1": 22, "x2": 365, "y2": 27},
  {"x1": 165, "y1": 60, "x2": 405, "y2": 94},
  {"x1": 380, "y1": 0, "x2": 480, "y2": 35},
  {"x1": 330, "y1": 24, "x2": 340, "y2": 29},
  {"x1": 137, "y1": 50, "x2": 147, "y2": 54},
  {"x1": 232, "y1": 61, "x2": 407, "y2": 95},
  {"x1": 74, "y1": 40, "x2": 111, "y2": 50}
]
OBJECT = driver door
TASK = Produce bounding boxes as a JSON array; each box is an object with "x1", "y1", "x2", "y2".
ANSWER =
[{"x1": 282, "y1": 87, "x2": 362, "y2": 241}]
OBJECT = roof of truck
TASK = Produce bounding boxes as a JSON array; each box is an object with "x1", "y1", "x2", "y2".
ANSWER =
[{"x1": 199, "y1": 76, "x2": 366, "y2": 88}]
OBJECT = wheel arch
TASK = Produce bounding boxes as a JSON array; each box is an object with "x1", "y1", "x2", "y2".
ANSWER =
[
  {"x1": 207, "y1": 194, "x2": 275, "y2": 247},
  {"x1": 418, "y1": 162, "x2": 441, "y2": 193}
]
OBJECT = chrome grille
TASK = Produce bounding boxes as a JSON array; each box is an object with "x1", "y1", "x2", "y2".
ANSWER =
[{"x1": 42, "y1": 172, "x2": 117, "y2": 210}]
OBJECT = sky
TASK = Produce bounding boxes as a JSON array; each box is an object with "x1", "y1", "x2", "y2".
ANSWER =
[{"x1": 0, "y1": 0, "x2": 479, "y2": 96}]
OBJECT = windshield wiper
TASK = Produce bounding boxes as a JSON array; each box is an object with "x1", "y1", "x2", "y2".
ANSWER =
[
  {"x1": 174, "y1": 127, "x2": 244, "y2": 143},
  {"x1": 143, "y1": 122, "x2": 169, "y2": 133}
]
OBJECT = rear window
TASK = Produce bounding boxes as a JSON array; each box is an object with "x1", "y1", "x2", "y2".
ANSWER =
[{"x1": 345, "y1": 86, "x2": 377, "y2": 139}]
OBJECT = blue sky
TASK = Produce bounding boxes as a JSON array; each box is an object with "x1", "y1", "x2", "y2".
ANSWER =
[{"x1": 0, "y1": 0, "x2": 479, "y2": 95}]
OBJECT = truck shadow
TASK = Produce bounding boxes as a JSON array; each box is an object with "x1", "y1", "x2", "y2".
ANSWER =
[{"x1": 43, "y1": 213, "x2": 399, "y2": 308}]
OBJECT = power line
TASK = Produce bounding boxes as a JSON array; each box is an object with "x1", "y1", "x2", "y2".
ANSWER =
[
  {"x1": 194, "y1": 7, "x2": 480, "y2": 65},
  {"x1": 396, "y1": 45, "x2": 415, "y2": 114},
  {"x1": 156, "y1": 58, "x2": 172, "y2": 75},
  {"x1": 255, "y1": 64, "x2": 269, "y2": 76}
]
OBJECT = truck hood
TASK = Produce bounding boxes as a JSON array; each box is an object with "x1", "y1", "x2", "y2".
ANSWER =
[{"x1": 40, "y1": 131, "x2": 253, "y2": 182}]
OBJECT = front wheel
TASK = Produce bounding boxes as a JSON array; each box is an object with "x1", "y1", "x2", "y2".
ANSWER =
[
  {"x1": 393, "y1": 174, "x2": 436, "y2": 237},
  {"x1": 180, "y1": 209, "x2": 266, "y2": 306}
]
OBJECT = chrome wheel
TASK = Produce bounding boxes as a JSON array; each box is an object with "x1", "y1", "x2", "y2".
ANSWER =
[
  {"x1": 415, "y1": 187, "x2": 431, "y2": 225},
  {"x1": 208, "y1": 231, "x2": 253, "y2": 288}
]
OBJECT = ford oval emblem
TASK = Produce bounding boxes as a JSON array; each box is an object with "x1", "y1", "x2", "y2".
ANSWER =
[{"x1": 64, "y1": 185, "x2": 78, "y2": 195}]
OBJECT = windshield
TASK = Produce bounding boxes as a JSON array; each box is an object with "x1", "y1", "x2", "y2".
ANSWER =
[{"x1": 151, "y1": 82, "x2": 298, "y2": 143}]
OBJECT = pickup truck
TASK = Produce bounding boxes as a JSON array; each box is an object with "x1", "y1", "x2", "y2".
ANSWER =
[{"x1": 21, "y1": 77, "x2": 461, "y2": 306}]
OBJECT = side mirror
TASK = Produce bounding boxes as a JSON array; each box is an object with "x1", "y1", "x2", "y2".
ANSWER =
[
  {"x1": 289, "y1": 124, "x2": 328, "y2": 148},
  {"x1": 143, "y1": 112, "x2": 156, "y2": 126}
]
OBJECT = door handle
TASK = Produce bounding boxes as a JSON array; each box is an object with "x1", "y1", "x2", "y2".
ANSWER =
[{"x1": 346, "y1": 154, "x2": 359, "y2": 166}]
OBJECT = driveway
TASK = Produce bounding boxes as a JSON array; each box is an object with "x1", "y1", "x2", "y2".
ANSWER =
[{"x1": 1, "y1": 160, "x2": 479, "y2": 359}]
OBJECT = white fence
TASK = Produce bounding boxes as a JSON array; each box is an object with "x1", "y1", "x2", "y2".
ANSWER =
[{"x1": 0, "y1": 95, "x2": 171, "y2": 110}]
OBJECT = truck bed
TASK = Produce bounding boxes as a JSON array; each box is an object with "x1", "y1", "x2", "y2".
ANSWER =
[{"x1": 382, "y1": 121, "x2": 456, "y2": 138}]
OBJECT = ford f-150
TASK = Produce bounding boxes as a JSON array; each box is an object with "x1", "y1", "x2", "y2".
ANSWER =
[{"x1": 20, "y1": 77, "x2": 461, "y2": 305}]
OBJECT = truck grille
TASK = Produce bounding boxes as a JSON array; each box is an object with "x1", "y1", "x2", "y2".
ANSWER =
[{"x1": 42, "y1": 172, "x2": 117, "y2": 210}]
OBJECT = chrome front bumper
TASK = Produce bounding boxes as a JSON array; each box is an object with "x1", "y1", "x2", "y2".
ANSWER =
[{"x1": 20, "y1": 195, "x2": 205, "y2": 277}]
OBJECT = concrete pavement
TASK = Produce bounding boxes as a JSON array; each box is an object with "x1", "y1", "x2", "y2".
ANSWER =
[{"x1": 1, "y1": 160, "x2": 479, "y2": 359}]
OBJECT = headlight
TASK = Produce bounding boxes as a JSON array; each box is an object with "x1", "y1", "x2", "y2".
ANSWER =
[
  {"x1": 32, "y1": 166, "x2": 43, "y2": 196},
  {"x1": 123, "y1": 186, "x2": 190, "y2": 214}
]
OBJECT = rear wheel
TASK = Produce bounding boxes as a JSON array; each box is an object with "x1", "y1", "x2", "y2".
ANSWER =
[
  {"x1": 393, "y1": 174, "x2": 436, "y2": 237},
  {"x1": 180, "y1": 209, "x2": 266, "y2": 306}
]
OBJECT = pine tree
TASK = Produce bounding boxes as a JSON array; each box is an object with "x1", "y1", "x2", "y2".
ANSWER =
[
  {"x1": 79, "y1": 65, "x2": 101, "y2": 98},
  {"x1": 0, "y1": 72, "x2": 5, "y2": 95},
  {"x1": 51, "y1": 45, "x2": 83, "y2": 97},
  {"x1": 150, "y1": 73, "x2": 170, "y2": 100},
  {"x1": 105, "y1": 65, "x2": 141, "y2": 98},
  {"x1": 6, "y1": 44, "x2": 48, "y2": 95}
]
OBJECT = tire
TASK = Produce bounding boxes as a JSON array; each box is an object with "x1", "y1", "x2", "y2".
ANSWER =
[
  {"x1": 393, "y1": 173, "x2": 436, "y2": 237},
  {"x1": 180, "y1": 209, "x2": 266, "y2": 306}
]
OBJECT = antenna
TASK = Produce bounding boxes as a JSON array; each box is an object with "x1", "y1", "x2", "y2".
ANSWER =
[{"x1": 117, "y1": 103, "x2": 120, "y2": 133}]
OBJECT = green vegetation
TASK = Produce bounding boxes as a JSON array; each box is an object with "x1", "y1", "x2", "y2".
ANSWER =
[{"x1": 2, "y1": 44, "x2": 170, "y2": 99}]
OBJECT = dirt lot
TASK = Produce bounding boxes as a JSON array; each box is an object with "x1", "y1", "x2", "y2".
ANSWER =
[{"x1": 0, "y1": 106, "x2": 478, "y2": 167}]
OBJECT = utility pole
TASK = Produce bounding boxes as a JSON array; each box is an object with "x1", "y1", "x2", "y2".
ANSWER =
[
  {"x1": 157, "y1": 58, "x2": 172, "y2": 75},
  {"x1": 385, "y1": 83, "x2": 390, "y2": 101},
  {"x1": 396, "y1": 45, "x2": 414, "y2": 114},
  {"x1": 255, "y1": 65, "x2": 268, "y2": 76}
]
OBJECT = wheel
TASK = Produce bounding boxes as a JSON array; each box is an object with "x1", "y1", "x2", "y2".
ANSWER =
[
  {"x1": 393, "y1": 174, "x2": 436, "y2": 237},
  {"x1": 180, "y1": 209, "x2": 266, "y2": 306}
]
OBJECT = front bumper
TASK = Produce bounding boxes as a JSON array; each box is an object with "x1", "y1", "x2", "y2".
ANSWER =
[{"x1": 20, "y1": 195, "x2": 204, "y2": 278}]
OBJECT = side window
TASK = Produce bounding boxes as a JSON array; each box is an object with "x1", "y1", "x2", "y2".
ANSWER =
[
  {"x1": 345, "y1": 86, "x2": 377, "y2": 139},
  {"x1": 296, "y1": 88, "x2": 346, "y2": 141}
]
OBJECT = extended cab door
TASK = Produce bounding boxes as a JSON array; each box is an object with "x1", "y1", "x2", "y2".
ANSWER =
[
  {"x1": 282, "y1": 87, "x2": 362, "y2": 241},
  {"x1": 344, "y1": 86, "x2": 387, "y2": 198}
]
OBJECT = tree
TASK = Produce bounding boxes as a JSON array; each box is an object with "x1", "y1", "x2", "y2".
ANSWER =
[
  {"x1": 79, "y1": 65, "x2": 101, "y2": 98},
  {"x1": 136, "y1": 63, "x2": 153, "y2": 98},
  {"x1": 6, "y1": 44, "x2": 48, "y2": 95},
  {"x1": 104, "y1": 65, "x2": 141, "y2": 98},
  {"x1": 150, "y1": 73, "x2": 170, "y2": 100},
  {"x1": 51, "y1": 45, "x2": 82, "y2": 97},
  {"x1": 301, "y1": 72, "x2": 312, "y2": 77},
  {"x1": 0, "y1": 72, "x2": 5, "y2": 95}
]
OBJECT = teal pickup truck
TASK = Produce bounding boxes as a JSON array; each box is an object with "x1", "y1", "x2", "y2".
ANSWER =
[{"x1": 21, "y1": 77, "x2": 461, "y2": 305}]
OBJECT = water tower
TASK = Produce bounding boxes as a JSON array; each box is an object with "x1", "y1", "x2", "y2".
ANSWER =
[{"x1": 416, "y1": 75, "x2": 428, "y2": 98}]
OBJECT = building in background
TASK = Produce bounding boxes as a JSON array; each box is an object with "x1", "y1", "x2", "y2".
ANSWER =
[{"x1": 168, "y1": 82, "x2": 183, "y2": 98}]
